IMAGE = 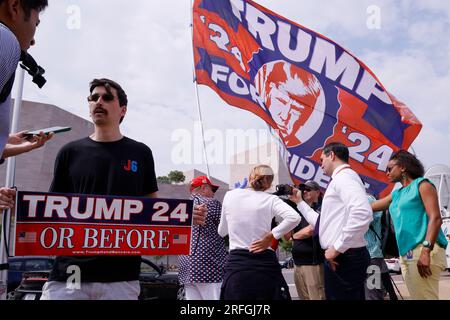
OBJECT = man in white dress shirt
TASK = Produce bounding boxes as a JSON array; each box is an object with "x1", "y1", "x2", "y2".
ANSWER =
[{"x1": 291, "y1": 142, "x2": 372, "y2": 300}]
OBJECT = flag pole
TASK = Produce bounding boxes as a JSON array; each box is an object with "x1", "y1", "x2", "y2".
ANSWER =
[
  {"x1": 0, "y1": 67, "x2": 25, "y2": 300},
  {"x1": 190, "y1": 0, "x2": 211, "y2": 179}
]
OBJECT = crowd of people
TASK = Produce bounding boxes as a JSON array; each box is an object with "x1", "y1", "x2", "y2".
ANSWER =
[
  {"x1": 178, "y1": 143, "x2": 447, "y2": 301},
  {"x1": 0, "y1": 0, "x2": 448, "y2": 301}
]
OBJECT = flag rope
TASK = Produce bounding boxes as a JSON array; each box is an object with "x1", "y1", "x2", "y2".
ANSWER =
[{"x1": 190, "y1": 0, "x2": 211, "y2": 179}]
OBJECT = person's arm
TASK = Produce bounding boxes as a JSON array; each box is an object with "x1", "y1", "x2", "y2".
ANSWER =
[
  {"x1": 0, "y1": 187, "x2": 15, "y2": 210},
  {"x1": 250, "y1": 198, "x2": 301, "y2": 253},
  {"x1": 417, "y1": 181, "x2": 442, "y2": 278},
  {"x1": 289, "y1": 189, "x2": 319, "y2": 227},
  {"x1": 1, "y1": 131, "x2": 53, "y2": 159},
  {"x1": 0, "y1": 26, "x2": 21, "y2": 91},
  {"x1": 371, "y1": 194, "x2": 392, "y2": 212},
  {"x1": 271, "y1": 198, "x2": 302, "y2": 239},
  {"x1": 283, "y1": 230, "x2": 293, "y2": 242},
  {"x1": 292, "y1": 225, "x2": 314, "y2": 240}
]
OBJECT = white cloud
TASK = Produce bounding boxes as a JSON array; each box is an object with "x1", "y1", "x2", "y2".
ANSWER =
[{"x1": 13, "y1": 0, "x2": 450, "y2": 183}]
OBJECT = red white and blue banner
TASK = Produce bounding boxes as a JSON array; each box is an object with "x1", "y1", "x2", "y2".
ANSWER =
[
  {"x1": 13, "y1": 191, "x2": 193, "y2": 256},
  {"x1": 193, "y1": 0, "x2": 422, "y2": 197}
]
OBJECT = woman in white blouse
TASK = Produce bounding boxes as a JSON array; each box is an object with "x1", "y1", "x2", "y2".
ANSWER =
[{"x1": 218, "y1": 165, "x2": 301, "y2": 300}]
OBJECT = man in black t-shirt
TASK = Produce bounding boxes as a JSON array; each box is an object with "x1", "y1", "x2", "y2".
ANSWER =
[
  {"x1": 285, "y1": 180, "x2": 325, "y2": 300},
  {"x1": 39, "y1": 78, "x2": 205, "y2": 300}
]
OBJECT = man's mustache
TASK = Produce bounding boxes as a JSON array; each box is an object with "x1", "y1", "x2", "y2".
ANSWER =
[{"x1": 93, "y1": 107, "x2": 107, "y2": 114}]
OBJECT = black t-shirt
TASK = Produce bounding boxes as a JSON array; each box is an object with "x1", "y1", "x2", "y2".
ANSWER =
[
  {"x1": 285, "y1": 200, "x2": 325, "y2": 266},
  {"x1": 48, "y1": 137, "x2": 158, "y2": 282}
]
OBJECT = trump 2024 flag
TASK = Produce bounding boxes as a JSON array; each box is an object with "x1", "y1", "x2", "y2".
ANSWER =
[{"x1": 193, "y1": 0, "x2": 422, "y2": 197}]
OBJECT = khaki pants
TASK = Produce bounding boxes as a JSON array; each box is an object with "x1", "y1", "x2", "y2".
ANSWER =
[
  {"x1": 294, "y1": 264, "x2": 325, "y2": 300},
  {"x1": 400, "y1": 245, "x2": 447, "y2": 300}
]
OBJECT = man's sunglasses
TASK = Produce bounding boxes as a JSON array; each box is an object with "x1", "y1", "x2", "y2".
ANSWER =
[{"x1": 87, "y1": 93, "x2": 115, "y2": 103}]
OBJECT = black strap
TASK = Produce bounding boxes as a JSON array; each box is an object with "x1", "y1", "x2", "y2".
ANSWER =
[
  {"x1": 0, "y1": 73, "x2": 15, "y2": 103},
  {"x1": 369, "y1": 224, "x2": 382, "y2": 242},
  {"x1": 0, "y1": 263, "x2": 9, "y2": 271}
]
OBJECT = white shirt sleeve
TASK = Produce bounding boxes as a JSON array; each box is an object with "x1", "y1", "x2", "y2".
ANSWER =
[
  {"x1": 332, "y1": 172, "x2": 373, "y2": 253},
  {"x1": 0, "y1": 25, "x2": 20, "y2": 92},
  {"x1": 271, "y1": 197, "x2": 301, "y2": 240},
  {"x1": 296, "y1": 201, "x2": 319, "y2": 227}
]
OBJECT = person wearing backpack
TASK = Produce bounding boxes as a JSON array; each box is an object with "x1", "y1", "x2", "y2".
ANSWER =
[
  {"x1": 365, "y1": 194, "x2": 398, "y2": 300},
  {"x1": 371, "y1": 150, "x2": 448, "y2": 300}
]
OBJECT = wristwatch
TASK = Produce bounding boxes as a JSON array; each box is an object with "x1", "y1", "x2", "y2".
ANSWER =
[{"x1": 422, "y1": 240, "x2": 434, "y2": 250}]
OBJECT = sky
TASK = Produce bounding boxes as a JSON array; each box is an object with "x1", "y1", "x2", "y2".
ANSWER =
[{"x1": 16, "y1": 0, "x2": 450, "y2": 184}]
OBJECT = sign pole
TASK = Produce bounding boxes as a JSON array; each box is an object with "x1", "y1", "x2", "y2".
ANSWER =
[{"x1": 0, "y1": 67, "x2": 25, "y2": 300}]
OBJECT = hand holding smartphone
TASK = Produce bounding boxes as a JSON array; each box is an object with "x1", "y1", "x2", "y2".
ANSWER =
[{"x1": 24, "y1": 126, "x2": 71, "y2": 138}]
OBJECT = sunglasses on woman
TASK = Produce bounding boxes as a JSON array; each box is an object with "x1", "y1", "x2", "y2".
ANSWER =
[{"x1": 386, "y1": 163, "x2": 398, "y2": 173}]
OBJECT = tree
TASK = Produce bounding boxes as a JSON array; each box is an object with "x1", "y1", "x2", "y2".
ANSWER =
[
  {"x1": 168, "y1": 170, "x2": 185, "y2": 183},
  {"x1": 157, "y1": 176, "x2": 170, "y2": 184}
]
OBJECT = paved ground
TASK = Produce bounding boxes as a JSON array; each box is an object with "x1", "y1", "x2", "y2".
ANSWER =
[
  {"x1": 391, "y1": 270, "x2": 450, "y2": 300},
  {"x1": 282, "y1": 268, "x2": 450, "y2": 300}
]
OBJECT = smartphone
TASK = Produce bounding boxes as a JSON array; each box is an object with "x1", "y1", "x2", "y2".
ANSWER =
[{"x1": 24, "y1": 126, "x2": 71, "y2": 137}]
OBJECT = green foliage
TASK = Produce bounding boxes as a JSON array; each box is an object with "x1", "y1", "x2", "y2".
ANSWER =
[
  {"x1": 157, "y1": 176, "x2": 170, "y2": 184},
  {"x1": 168, "y1": 170, "x2": 186, "y2": 183},
  {"x1": 279, "y1": 237, "x2": 293, "y2": 253}
]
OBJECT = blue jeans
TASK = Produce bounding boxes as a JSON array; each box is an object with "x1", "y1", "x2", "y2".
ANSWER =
[{"x1": 324, "y1": 247, "x2": 370, "y2": 300}]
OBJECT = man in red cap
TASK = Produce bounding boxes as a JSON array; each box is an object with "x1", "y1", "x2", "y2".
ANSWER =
[
  {"x1": 178, "y1": 175, "x2": 227, "y2": 300},
  {"x1": 189, "y1": 175, "x2": 219, "y2": 194}
]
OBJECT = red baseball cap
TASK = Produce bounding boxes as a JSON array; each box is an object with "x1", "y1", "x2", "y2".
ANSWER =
[{"x1": 189, "y1": 176, "x2": 219, "y2": 193}]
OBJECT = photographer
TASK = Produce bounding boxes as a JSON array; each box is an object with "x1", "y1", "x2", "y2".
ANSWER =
[{"x1": 281, "y1": 181, "x2": 325, "y2": 300}]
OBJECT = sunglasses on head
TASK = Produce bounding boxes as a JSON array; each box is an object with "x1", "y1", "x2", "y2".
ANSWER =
[{"x1": 87, "y1": 93, "x2": 115, "y2": 103}]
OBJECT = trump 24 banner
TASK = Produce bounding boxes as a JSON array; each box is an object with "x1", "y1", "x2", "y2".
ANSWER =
[
  {"x1": 13, "y1": 191, "x2": 193, "y2": 256},
  {"x1": 193, "y1": 0, "x2": 422, "y2": 197}
]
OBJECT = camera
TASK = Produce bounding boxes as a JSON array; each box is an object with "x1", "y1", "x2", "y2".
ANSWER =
[
  {"x1": 20, "y1": 51, "x2": 46, "y2": 88},
  {"x1": 273, "y1": 184, "x2": 294, "y2": 196}
]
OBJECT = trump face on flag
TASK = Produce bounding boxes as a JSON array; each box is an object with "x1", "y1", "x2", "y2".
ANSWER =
[{"x1": 255, "y1": 60, "x2": 326, "y2": 148}]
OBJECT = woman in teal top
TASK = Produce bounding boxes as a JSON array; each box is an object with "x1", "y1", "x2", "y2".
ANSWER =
[{"x1": 372, "y1": 150, "x2": 448, "y2": 300}]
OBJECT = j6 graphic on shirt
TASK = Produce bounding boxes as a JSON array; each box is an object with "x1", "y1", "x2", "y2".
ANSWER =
[{"x1": 123, "y1": 160, "x2": 138, "y2": 173}]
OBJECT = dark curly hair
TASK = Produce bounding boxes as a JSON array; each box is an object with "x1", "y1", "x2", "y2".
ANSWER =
[
  {"x1": 390, "y1": 150, "x2": 424, "y2": 179},
  {"x1": 0, "y1": 0, "x2": 48, "y2": 19}
]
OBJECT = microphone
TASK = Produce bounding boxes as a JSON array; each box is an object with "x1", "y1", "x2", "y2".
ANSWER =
[{"x1": 19, "y1": 51, "x2": 46, "y2": 88}]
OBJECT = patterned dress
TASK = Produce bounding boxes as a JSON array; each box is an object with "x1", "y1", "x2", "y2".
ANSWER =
[{"x1": 178, "y1": 195, "x2": 228, "y2": 284}]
